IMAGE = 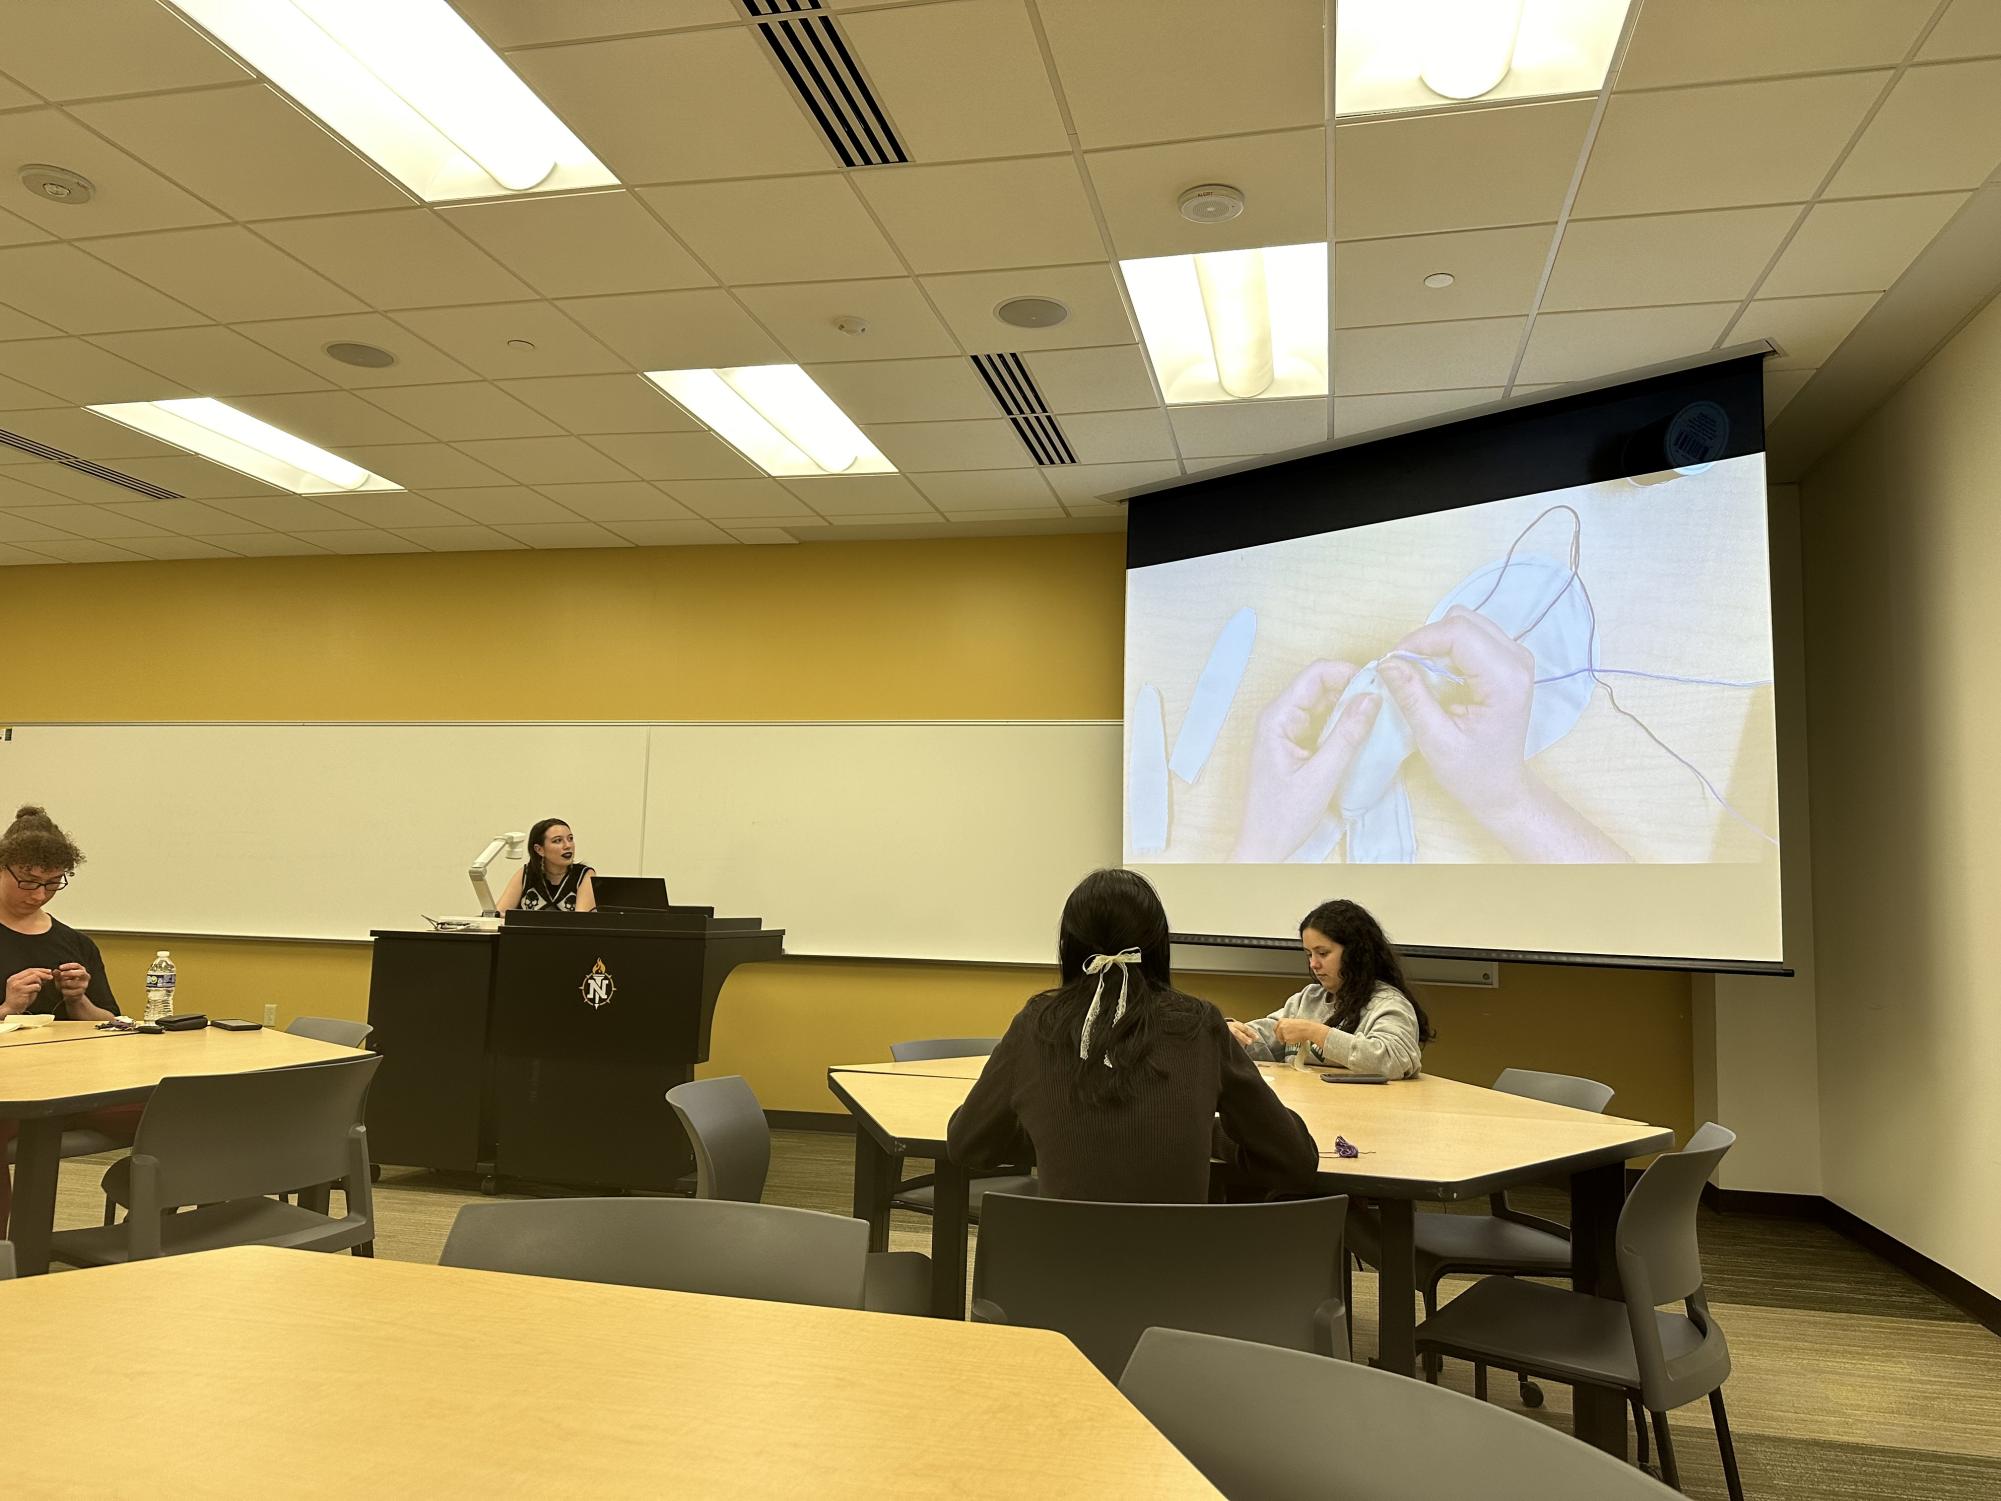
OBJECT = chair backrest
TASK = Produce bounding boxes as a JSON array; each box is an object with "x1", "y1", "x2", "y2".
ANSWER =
[
  {"x1": 665, "y1": 1075, "x2": 770, "y2": 1203},
  {"x1": 889, "y1": 1036, "x2": 1000, "y2": 1062},
  {"x1": 1120, "y1": 1328, "x2": 1679, "y2": 1501},
  {"x1": 0, "y1": 1240, "x2": 13, "y2": 1281},
  {"x1": 440, "y1": 1198, "x2": 869, "y2": 1309},
  {"x1": 286, "y1": 1016, "x2": 374, "y2": 1048},
  {"x1": 1618, "y1": 1121, "x2": 1737, "y2": 1406},
  {"x1": 1492, "y1": 1067, "x2": 1615, "y2": 1113},
  {"x1": 130, "y1": 1055, "x2": 380, "y2": 1212},
  {"x1": 972, "y1": 1193, "x2": 1349, "y2": 1378}
]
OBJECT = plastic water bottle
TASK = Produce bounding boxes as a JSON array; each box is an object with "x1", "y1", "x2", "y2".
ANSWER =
[{"x1": 143, "y1": 951, "x2": 176, "y2": 1021}]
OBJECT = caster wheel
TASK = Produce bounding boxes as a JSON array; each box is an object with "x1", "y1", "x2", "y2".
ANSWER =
[
  {"x1": 480, "y1": 1175, "x2": 498, "y2": 1196},
  {"x1": 1520, "y1": 1381, "x2": 1545, "y2": 1409},
  {"x1": 370, "y1": 1163, "x2": 382, "y2": 1183}
]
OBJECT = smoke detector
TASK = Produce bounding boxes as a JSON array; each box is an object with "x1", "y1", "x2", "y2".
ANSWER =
[
  {"x1": 995, "y1": 296, "x2": 1070, "y2": 329},
  {"x1": 1177, "y1": 184, "x2": 1246, "y2": 224},
  {"x1": 20, "y1": 164, "x2": 95, "y2": 205}
]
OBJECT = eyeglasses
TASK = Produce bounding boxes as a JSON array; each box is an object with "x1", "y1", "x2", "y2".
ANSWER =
[{"x1": 6, "y1": 869, "x2": 69, "y2": 893}]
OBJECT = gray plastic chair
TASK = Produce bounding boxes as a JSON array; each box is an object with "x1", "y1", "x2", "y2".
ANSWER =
[
  {"x1": 53, "y1": 1054, "x2": 380, "y2": 1266},
  {"x1": 1348, "y1": 1067, "x2": 1616, "y2": 1400},
  {"x1": 971, "y1": 1191, "x2": 1350, "y2": 1378},
  {"x1": 665, "y1": 1075, "x2": 930, "y2": 1315},
  {"x1": 1120, "y1": 1327, "x2": 1679, "y2": 1501},
  {"x1": 440, "y1": 1197, "x2": 871, "y2": 1310},
  {"x1": 1416, "y1": 1122, "x2": 1743, "y2": 1499},
  {"x1": 286, "y1": 1016, "x2": 374, "y2": 1048},
  {"x1": 885, "y1": 1036, "x2": 1037, "y2": 1221}
]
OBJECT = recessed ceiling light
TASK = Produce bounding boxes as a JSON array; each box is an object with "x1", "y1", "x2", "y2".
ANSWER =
[
  {"x1": 1423, "y1": 271, "x2": 1456, "y2": 289},
  {"x1": 995, "y1": 296, "x2": 1070, "y2": 329},
  {"x1": 165, "y1": 0, "x2": 617, "y2": 202},
  {"x1": 642, "y1": 366, "x2": 895, "y2": 479},
  {"x1": 1122, "y1": 243, "x2": 1328, "y2": 404},
  {"x1": 1335, "y1": 0, "x2": 1632, "y2": 117},
  {"x1": 86, "y1": 399, "x2": 403, "y2": 495},
  {"x1": 1177, "y1": 184, "x2": 1247, "y2": 224},
  {"x1": 18, "y1": 164, "x2": 94, "y2": 204},
  {"x1": 323, "y1": 340, "x2": 396, "y2": 368}
]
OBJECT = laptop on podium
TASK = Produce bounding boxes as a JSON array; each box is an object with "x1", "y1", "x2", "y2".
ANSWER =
[{"x1": 592, "y1": 875, "x2": 671, "y2": 912}]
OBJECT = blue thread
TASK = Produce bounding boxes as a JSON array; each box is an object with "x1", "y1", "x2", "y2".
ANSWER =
[{"x1": 1536, "y1": 667, "x2": 1774, "y2": 690}]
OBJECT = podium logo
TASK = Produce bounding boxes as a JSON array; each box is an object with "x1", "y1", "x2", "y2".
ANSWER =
[{"x1": 581, "y1": 957, "x2": 617, "y2": 1010}]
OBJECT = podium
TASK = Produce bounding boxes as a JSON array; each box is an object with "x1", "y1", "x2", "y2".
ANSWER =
[{"x1": 366, "y1": 907, "x2": 783, "y2": 1191}]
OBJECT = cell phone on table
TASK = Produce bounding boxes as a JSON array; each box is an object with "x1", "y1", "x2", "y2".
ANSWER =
[
  {"x1": 1321, "y1": 1072, "x2": 1388, "y2": 1085},
  {"x1": 212, "y1": 1018, "x2": 262, "y2": 1031}
]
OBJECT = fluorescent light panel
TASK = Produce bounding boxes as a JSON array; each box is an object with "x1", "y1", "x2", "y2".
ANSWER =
[
  {"x1": 168, "y1": 0, "x2": 616, "y2": 202},
  {"x1": 1335, "y1": 0, "x2": 1632, "y2": 117},
  {"x1": 643, "y1": 367, "x2": 896, "y2": 478},
  {"x1": 87, "y1": 399, "x2": 402, "y2": 495},
  {"x1": 1123, "y1": 243, "x2": 1328, "y2": 405}
]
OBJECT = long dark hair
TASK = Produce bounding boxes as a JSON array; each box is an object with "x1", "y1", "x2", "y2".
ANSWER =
[
  {"x1": 525, "y1": 817, "x2": 574, "y2": 891},
  {"x1": 1030, "y1": 868, "x2": 1202, "y2": 1107},
  {"x1": 1300, "y1": 899, "x2": 1435, "y2": 1044}
]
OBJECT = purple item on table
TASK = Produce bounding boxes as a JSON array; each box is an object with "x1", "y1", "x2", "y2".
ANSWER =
[{"x1": 1334, "y1": 1135, "x2": 1360, "y2": 1159}]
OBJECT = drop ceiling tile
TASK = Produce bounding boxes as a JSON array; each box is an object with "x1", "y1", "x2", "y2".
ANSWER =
[
  {"x1": 0, "y1": 373, "x2": 59, "y2": 410},
  {"x1": 921, "y1": 265, "x2": 1136, "y2": 352},
  {"x1": 1021, "y1": 346, "x2": 1160, "y2": 412},
  {"x1": 107, "y1": 534, "x2": 239, "y2": 560},
  {"x1": 227, "y1": 391, "x2": 434, "y2": 449},
  {"x1": 931, "y1": 507, "x2": 1072, "y2": 524},
  {"x1": 94, "y1": 499, "x2": 264, "y2": 536},
  {"x1": 0, "y1": 107, "x2": 226, "y2": 238},
  {"x1": 1037, "y1": 0, "x2": 1325, "y2": 149},
  {"x1": 1335, "y1": 317, "x2": 1526, "y2": 394},
  {"x1": 91, "y1": 327, "x2": 331, "y2": 397},
  {"x1": 532, "y1": 482, "x2": 697, "y2": 523},
  {"x1": 1059, "y1": 408, "x2": 1177, "y2": 462},
  {"x1": 291, "y1": 529, "x2": 428, "y2": 556},
  {"x1": 1828, "y1": 60, "x2": 2001, "y2": 197},
  {"x1": 855, "y1": 157, "x2": 1105, "y2": 274},
  {"x1": 1730, "y1": 293, "x2": 1880, "y2": 371},
  {"x1": 1333, "y1": 102, "x2": 1593, "y2": 241},
  {"x1": 3, "y1": 0, "x2": 249, "y2": 99},
  {"x1": 865, "y1": 419, "x2": 1033, "y2": 471},
  {"x1": 458, "y1": 0, "x2": 739, "y2": 46},
  {"x1": 724, "y1": 524, "x2": 816, "y2": 545},
  {"x1": 19, "y1": 538, "x2": 148, "y2": 563},
  {"x1": 0, "y1": 206, "x2": 52, "y2": 249},
  {"x1": 780, "y1": 474, "x2": 934, "y2": 515},
  {"x1": 639, "y1": 175, "x2": 902, "y2": 286},
  {"x1": 840, "y1": 0, "x2": 1071, "y2": 160},
  {"x1": 801, "y1": 358, "x2": 999, "y2": 423},
  {"x1": 0, "y1": 472, "x2": 71, "y2": 507},
  {"x1": 455, "y1": 436, "x2": 639, "y2": 485},
  {"x1": 310, "y1": 493, "x2": 486, "y2": 530},
  {"x1": 419, "y1": 487, "x2": 580, "y2": 526},
  {"x1": 0, "y1": 544, "x2": 53, "y2": 566},
  {"x1": 663, "y1": 480, "x2": 816, "y2": 520},
  {"x1": 0, "y1": 408, "x2": 183, "y2": 461},
  {"x1": 582, "y1": 432, "x2": 762, "y2": 481},
  {"x1": 1168, "y1": 400, "x2": 1328, "y2": 458},
  {"x1": 107, "y1": 458, "x2": 288, "y2": 502},
  {"x1": 496, "y1": 374, "x2": 698, "y2": 434},
  {"x1": 440, "y1": 192, "x2": 712, "y2": 299},
  {"x1": 0, "y1": 302, "x2": 61, "y2": 340},
  {"x1": 391, "y1": 302, "x2": 628, "y2": 380},
  {"x1": 813, "y1": 513, "x2": 949, "y2": 530},
  {"x1": 207, "y1": 533, "x2": 333, "y2": 557},
  {"x1": 4, "y1": 504, "x2": 168, "y2": 540},
  {"x1": 1043, "y1": 461, "x2": 1182, "y2": 505},
  {"x1": 1616, "y1": 0, "x2": 1936, "y2": 88},
  {"x1": 494, "y1": 522, "x2": 633, "y2": 550},
  {"x1": 388, "y1": 526, "x2": 528, "y2": 552},
  {"x1": 1765, "y1": 368, "x2": 1815, "y2": 420},
  {"x1": 82, "y1": 227, "x2": 365, "y2": 325},
  {"x1": 735, "y1": 280, "x2": 957, "y2": 363},
  {"x1": 912, "y1": 471, "x2": 1058, "y2": 510},
  {"x1": 1334, "y1": 388, "x2": 1505, "y2": 439},
  {"x1": 237, "y1": 314, "x2": 475, "y2": 388},
  {"x1": 1921, "y1": 0, "x2": 2001, "y2": 60},
  {"x1": 257, "y1": 211, "x2": 535, "y2": 310},
  {"x1": 8, "y1": 462, "x2": 185, "y2": 505},
  {"x1": 0, "y1": 339, "x2": 190, "y2": 404},
  {"x1": 602, "y1": 518, "x2": 735, "y2": 546},
  {"x1": 1516, "y1": 303, "x2": 1737, "y2": 385},
  {"x1": 0, "y1": 74, "x2": 43, "y2": 111},
  {"x1": 1761, "y1": 192, "x2": 1969, "y2": 297},
  {"x1": 557, "y1": 290, "x2": 784, "y2": 369},
  {"x1": 1576, "y1": 73, "x2": 1889, "y2": 217},
  {"x1": 334, "y1": 444, "x2": 510, "y2": 490},
  {"x1": 0, "y1": 245, "x2": 203, "y2": 335},
  {"x1": 361, "y1": 383, "x2": 563, "y2": 442},
  {"x1": 1088, "y1": 128, "x2": 1327, "y2": 259},
  {"x1": 1336, "y1": 225, "x2": 1554, "y2": 327},
  {"x1": 507, "y1": 30, "x2": 832, "y2": 183},
  {"x1": 69, "y1": 86, "x2": 409, "y2": 221},
  {"x1": 1544, "y1": 206, "x2": 1801, "y2": 312},
  {"x1": 204, "y1": 496, "x2": 372, "y2": 531}
]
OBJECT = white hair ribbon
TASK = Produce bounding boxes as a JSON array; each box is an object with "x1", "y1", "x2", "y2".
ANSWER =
[{"x1": 1078, "y1": 948, "x2": 1142, "y2": 1067}]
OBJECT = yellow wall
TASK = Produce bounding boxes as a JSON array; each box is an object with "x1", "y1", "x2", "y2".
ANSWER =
[{"x1": 44, "y1": 533, "x2": 1691, "y2": 1143}]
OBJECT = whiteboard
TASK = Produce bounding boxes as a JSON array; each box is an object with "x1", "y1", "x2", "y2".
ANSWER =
[{"x1": 0, "y1": 722, "x2": 1120, "y2": 964}]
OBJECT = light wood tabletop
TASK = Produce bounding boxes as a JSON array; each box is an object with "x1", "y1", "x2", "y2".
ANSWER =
[
  {"x1": 0, "y1": 1246, "x2": 1222, "y2": 1501},
  {"x1": 0, "y1": 1018, "x2": 125, "y2": 1050}
]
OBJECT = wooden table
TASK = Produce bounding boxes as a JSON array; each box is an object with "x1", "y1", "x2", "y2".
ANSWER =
[
  {"x1": 0, "y1": 1022, "x2": 363, "y2": 1275},
  {"x1": 0, "y1": 1246, "x2": 1221, "y2": 1500},
  {"x1": 828, "y1": 1058, "x2": 1672, "y2": 1454}
]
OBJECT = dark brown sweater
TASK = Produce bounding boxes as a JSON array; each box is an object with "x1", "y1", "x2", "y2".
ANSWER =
[{"x1": 946, "y1": 993, "x2": 1320, "y2": 1203}]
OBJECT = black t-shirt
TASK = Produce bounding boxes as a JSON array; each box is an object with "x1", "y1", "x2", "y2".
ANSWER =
[
  {"x1": 520, "y1": 863, "x2": 591, "y2": 913},
  {"x1": 0, "y1": 915, "x2": 121, "y2": 1016}
]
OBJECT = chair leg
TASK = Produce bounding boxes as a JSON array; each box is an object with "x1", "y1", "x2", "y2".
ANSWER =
[
  {"x1": 1422, "y1": 1281, "x2": 1443, "y2": 1383},
  {"x1": 1649, "y1": 1410, "x2": 1680, "y2": 1490},
  {"x1": 351, "y1": 1241, "x2": 375, "y2": 1258},
  {"x1": 1473, "y1": 1363, "x2": 1487, "y2": 1401},
  {"x1": 102, "y1": 1193, "x2": 116, "y2": 1228},
  {"x1": 1710, "y1": 1389, "x2": 1746, "y2": 1501},
  {"x1": 1341, "y1": 1252, "x2": 1356, "y2": 1358},
  {"x1": 1632, "y1": 1394, "x2": 1650, "y2": 1468}
]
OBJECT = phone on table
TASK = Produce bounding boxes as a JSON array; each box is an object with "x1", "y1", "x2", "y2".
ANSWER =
[{"x1": 1321, "y1": 1072, "x2": 1388, "y2": 1085}]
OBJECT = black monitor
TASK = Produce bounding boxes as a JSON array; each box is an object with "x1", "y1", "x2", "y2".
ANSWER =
[{"x1": 593, "y1": 875, "x2": 670, "y2": 912}]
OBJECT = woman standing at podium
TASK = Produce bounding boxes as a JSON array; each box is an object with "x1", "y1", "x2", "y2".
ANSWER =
[{"x1": 496, "y1": 817, "x2": 596, "y2": 914}]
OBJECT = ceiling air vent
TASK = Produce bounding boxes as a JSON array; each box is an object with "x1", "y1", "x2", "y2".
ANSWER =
[
  {"x1": 971, "y1": 353, "x2": 1078, "y2": 466},
  {"x1": 0, "y1": 429, "x2": 183, "y2": 500},
  {"x1": 745, "y1": 3, "x2": 908, "y2": 168}
]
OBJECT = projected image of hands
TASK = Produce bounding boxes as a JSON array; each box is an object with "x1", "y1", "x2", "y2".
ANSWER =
[{"x1": 1125, "y1": 455, "x2": 1779, "y2": 866}]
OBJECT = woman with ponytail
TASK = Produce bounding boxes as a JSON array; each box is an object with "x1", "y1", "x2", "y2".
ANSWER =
[
  {"x1": 947, "y1": 868, "x2": 1316, "y2": 1202},
  {"x1": 1229, "y1": 898, "x2": 1432, "y2": 1079}
]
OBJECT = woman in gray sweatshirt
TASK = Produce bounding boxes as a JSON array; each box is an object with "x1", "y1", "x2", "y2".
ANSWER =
[{"x1": 1230, "y1": 899, "x2": 1434, "y2": 1078}]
